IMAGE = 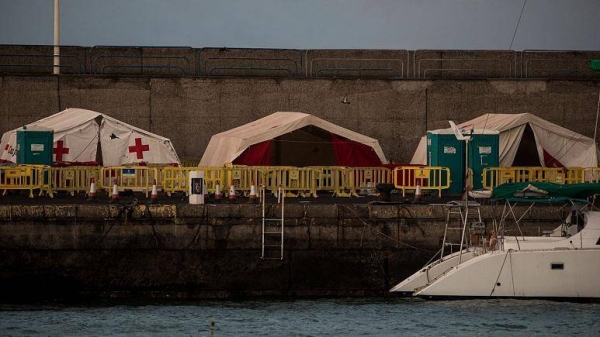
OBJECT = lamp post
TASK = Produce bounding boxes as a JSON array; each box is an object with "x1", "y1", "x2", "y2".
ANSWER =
[{"x1": 53, "y1": 0, "x2": 60, "y2": 75}]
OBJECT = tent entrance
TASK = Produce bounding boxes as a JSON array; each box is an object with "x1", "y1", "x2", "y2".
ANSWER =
[
  {"x1": 513, "y1": 124, "x2": 541, "y2": 166},
  {"x1": 231, "y1": 125, "x2": 383, "y2": 167},
  {"x1": 271, "y1": 126, "x2": 337, "y2": 167}
]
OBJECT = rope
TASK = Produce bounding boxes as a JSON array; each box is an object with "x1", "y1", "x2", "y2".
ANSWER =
[
  {"x1": 145, "y1": 202, "x2": 206, "y2": 249},
  {"x1": 490, "y1": 249, "x2": 511, "y2": 296},
  {"x1": 509, "y1": 0, "x2": 527, "y2": 50},
  {"x1": 91, "y1": 198, "x2": 138, "y2": 249},
  {"x1": 340, "y1": 204, "x2": 433, "y2": 252}
]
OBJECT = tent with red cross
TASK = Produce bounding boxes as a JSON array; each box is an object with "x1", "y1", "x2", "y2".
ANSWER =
[{"x1": 0, "y1": 108, "x2": 180, "y2": 166}]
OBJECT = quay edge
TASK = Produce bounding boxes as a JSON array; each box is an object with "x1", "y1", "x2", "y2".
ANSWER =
[{"x1": 0, "y1": 202, "x2": 558, "y2": 300}]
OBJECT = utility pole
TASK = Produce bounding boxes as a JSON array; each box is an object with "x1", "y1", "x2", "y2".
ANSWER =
[{"x1": 53, "y1": 0, "x2": 60, "y2": 74}]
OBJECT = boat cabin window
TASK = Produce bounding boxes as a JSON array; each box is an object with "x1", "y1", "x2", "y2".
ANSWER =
[{"x1": 551, "y1": 263, "x2": 564, "y2": 270}]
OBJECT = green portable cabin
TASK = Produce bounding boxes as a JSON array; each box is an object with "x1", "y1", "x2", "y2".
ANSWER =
[
  {"x1": 469, "y1": 132, "x2": 499, "y2": 190},
  {"x1": 427, "y1": 129, "x2": 498, "y2": 195},
  {"x1": 16, "y1": 127, "x2": 54, "y2": 165}
]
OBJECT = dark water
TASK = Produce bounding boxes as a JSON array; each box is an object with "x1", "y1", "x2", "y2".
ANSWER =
[{"x1": 0, "y1": 298, "x2": 599, "y2": 337}]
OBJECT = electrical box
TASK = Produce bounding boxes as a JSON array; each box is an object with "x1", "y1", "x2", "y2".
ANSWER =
[
  {"x1": 189, "y1": 170, "x2": 205, "y2": 204},
  {"x1": 16, "y1": 128, "x2": 54, "y2": 165}
]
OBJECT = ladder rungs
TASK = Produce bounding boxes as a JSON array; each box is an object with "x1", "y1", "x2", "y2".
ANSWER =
[
  {"x1": 264, "y1": 218, "x2": 283, "y2": 222},
  {"x1": 264, "y1": 231, "x2": 283, "y2": 234},
  {"x1": 261, "y1": 257, "x2": 283, "y2": 260},
  {"x1": 263, "y1": 244, "x2": 282, "y2": 247}
]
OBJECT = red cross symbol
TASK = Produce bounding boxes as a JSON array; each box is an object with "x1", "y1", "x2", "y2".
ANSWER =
[
  {"x1": 53, "y1": 140, "x2": 70, "y2": 161},
  {"x1": 128, "y1": 138, "x2": 150, "y2": 159}
]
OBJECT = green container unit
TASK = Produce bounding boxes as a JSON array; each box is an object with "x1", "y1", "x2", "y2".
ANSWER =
[
  {"x1": 16, "y1": 129, "x2": 54, "y2": 165},
  {"x1": 427, "y1": 132, "x2": 465, "y2": 196},
  {"x1": 469, "y1": 133, "x2": 499, "y2": 190}
]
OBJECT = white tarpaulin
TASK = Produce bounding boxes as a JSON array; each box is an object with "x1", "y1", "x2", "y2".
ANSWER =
[
  {"x1": 411, "y1": 113, "x2": 599, "y2": 167},
  {"x1": 0, "y1": 108, "x2": 180, "y2": 166},
  {"x1": 199, "y1": 111, "x2": 388, "y2": 167}
]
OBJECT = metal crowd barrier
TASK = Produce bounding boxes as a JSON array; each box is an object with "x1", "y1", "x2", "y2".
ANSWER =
[
  {"x1": 99, "y1": 166, "x2": 160, "y2": 197},
  {"x1": 392, "y1": 166, "x2": 450, "y2": 197},
  {"x1": 0, "y1": 164, "x2": 456, "y2": 199},
  {"x1": 346, "y1": 167, "x2": 393, "y2": 197},
  {"x1": 0, "y1": 165, "x2": 53, "y2": 198},
  {"x1": 262, "y1": 166, "x2": 314, "y2": 197},
  {"x1": 482, "y1": 167, "x2": 586, "y2": 189},
  {"x1": 52, "y1": 166, "x2": 100, "y2": 196}
]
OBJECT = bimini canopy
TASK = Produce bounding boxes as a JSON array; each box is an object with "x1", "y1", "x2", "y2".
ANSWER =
[
  {"x1": 0, "y1": 108, "x2": 180, "y2": 166},
  {"x1": 411, "y1": 113, "x2": 599, "y2": 167},
  {"x1": 199, "y1": 112, "x2": 388, "y2": 167}
]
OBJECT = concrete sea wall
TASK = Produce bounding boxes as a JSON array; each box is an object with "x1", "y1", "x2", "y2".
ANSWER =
[
  {"x1": 1, "y1": 75, "x2": 599, "y2": 164},
  {"x1": 0, "y1": 202, "x2": 558, "y2": 299}
]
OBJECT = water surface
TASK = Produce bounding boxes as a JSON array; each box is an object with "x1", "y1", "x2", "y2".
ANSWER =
[{"x1": 1, "y1": 298, "x2": 598, "y2": 336}]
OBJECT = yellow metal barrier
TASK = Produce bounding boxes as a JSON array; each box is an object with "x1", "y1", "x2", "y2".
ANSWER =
[
  {"x1": 161, "y1": 167, "x2": 227, "y2": 196},
  {"x1": 261, "y1": 166, "x2": 313, "y2": 197},
  {"x1": 52, "y1": 166, "x2": 100, "y2": 196},
  {"x1": 483, "y1": 167, "x2": 587, "y2": 189},
  {"x1": 204, "y1": 167, "x2": 227, "y2": 194},
  {"x1": 483, "y1": 167, "x2": 533, "y2": 189},
  {"x1": 310, "y1": 166, "x2": 347, "y2": 197},
  {"x1": 345, "y1": 167, "x2": 393, "y2": 197},
  {"x1": 392, "y1": 166, "x2": 450, "y2": 197},
  {"x1": 226, "y1": 166, "x2": 265, "y2": 196},
  {"x1": 161, "y1": 166, "x2": 191, "y2": 196},
  {"x1": 100, "y1": 166, "x2": 160, "y2": 197},
  {"x1": 0, "y1": 165, "x2": 53, "y2": 198},
  {"x1": 583, "y1": 167, "x2": 600, "y2": 183}
]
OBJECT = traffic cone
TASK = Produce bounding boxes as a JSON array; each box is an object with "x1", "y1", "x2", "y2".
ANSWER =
[
  {"x1": 110, "y1": 178, "x2": 119, "y2": 203},
  {"x1": 150, "y1": 179, "x2": 158, "y2": 204},
  {"x1": 228, "y1": 180, "x2": 236, "y2": 203},
  {"x1": 415, "y1": 181, "x2": 422, "y2": 203},
  {"x1": 87, "y1": 178, "x2": 97, "y2": 202},
  {"x1": 214, "y1": 180, "x2": 222, "y2": 203},
  {"x1": 248, "y1": 180, "x2": 257, "y2": 204}
]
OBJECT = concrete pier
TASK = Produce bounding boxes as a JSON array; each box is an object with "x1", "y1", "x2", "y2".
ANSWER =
[{"x1": 0, "y1": 201, "x2": 559, "y2": 300}]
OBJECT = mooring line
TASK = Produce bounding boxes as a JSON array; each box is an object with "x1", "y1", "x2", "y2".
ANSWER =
[{"x1": 340, "y1": 204, "x2": 433, "y2": 252}]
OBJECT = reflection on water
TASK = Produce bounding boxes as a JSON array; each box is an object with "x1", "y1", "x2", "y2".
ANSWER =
[{"x1": 0, "y1": 298, "x2": 599, "y2": 336}]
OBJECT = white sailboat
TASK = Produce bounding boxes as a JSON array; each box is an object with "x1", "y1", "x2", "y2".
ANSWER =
[{"x1": 391, "y1": 183, "x2": 600, "y2": 300}]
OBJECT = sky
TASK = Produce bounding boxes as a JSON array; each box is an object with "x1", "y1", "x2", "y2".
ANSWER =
[{"x1": 0, "y1": 0, "x2": 599, "y2": 50}]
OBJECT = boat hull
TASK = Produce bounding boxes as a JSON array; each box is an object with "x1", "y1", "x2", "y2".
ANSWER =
[
  {"x1": 414, "y1": 249, "x2": 600, "y2": 299},
  {"x1": 389, "y1": 250, "x2": 477, "y2": 294}
]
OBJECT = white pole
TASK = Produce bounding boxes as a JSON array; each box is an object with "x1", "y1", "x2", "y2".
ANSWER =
[
  {"x1": 594, "y1": 90, "x2": 600, "y2": 143},
  {"x1": 53, "y1": 0, "x2": 60, "y2": 75}
]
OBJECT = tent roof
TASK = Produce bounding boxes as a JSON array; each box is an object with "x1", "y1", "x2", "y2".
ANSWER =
[
  {"x1": 19, "y1": 108, "x2": 172, "y2": 142},
  {"x1": 1, "y1": 108, "x2": 180, "y2": 165},
  {"x1": 456, "y1": 113, "x2": 592, "y2": 140},
  {"x1": 411, "y1": 113, "x2": 598, "y2": 167},
  {"x1": 200, "y1": 111, "x2": 388, "y2": 166}
]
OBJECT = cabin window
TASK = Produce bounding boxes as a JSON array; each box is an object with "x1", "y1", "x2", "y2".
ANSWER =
[
  {"x1": 596, "y1": 237, "x2": 600, "y2": 245},
  {"x1": 551, "y1": 263, "x2": 564, "y2": 270}
]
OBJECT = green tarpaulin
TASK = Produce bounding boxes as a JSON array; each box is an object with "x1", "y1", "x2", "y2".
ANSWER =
[
  {"x1": 590, "y1": 60, "x2": 600, "y2": 71},
  {"x1": 492, "y1": 182, "x2": 600, "y2": 202}
]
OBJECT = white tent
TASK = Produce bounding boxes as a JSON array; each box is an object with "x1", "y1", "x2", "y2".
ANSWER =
[
  {"x1": 411, "y1": 113, "x2": 598, "y2": 167},
  {"x1": 200, "y1": 111, "x2": 388, "y2": 167},
  {"x1": 0, "y1": 108, "x2": 180, "y2": 166}
]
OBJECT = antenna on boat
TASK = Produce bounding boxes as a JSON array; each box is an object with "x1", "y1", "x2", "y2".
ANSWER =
[
  {"x1": 449, "y1": 121, "x2": 472, "y2": 201},
  {"x1": 594, "y1": 90, "x2": 600, "y2": 146},
  {"x1": 449, "y1": 121, "x2": 474, "y2": 264}
]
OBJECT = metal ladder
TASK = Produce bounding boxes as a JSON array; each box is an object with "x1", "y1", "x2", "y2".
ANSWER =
[{"x1": 261, "y1": 185, "x2": 285, "y2": 260}]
